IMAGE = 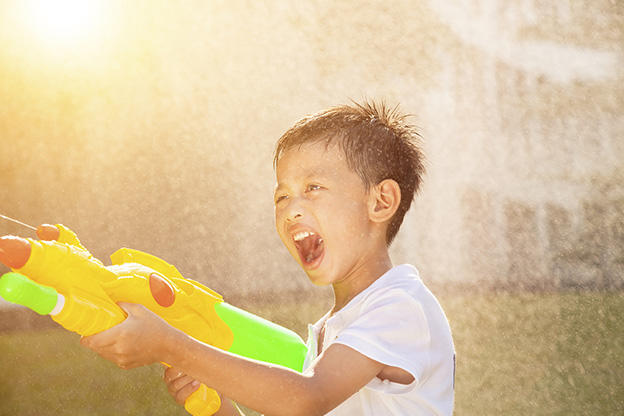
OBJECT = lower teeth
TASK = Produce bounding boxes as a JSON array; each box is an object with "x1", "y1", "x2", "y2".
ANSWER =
[{"x1": 306, "y1": 254, "x2": 315, "y2": 263}]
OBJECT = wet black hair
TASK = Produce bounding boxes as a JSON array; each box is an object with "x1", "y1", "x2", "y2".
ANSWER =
[{"x1": 273, "y1": 100, "x2": 426, "y2": 245}]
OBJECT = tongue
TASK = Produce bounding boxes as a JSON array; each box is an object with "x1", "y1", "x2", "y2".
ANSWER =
[{"x1": 298, "y1": 235, "x2": 323, "y2": 264}]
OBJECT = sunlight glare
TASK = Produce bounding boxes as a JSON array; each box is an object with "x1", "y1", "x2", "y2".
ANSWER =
[{"x1": 24, "y1": 0, "x2": 103, "y2": 46}]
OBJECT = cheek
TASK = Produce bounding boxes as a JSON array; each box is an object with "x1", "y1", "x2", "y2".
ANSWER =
[
  {"x1": 274, "y1": 216, "x2": 284, "y2": 239},
  {"x1": 274, "y1": 206, "x2": 283, "y2": 227},
  {"x1": 336, "y1": 207, "x2": 371, "y2": 239},
  {"x1": 274, "y1": 211, "x2": 290, "y2": 244}
]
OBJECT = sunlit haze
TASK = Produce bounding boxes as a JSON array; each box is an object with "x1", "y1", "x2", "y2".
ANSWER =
[
  {"x1": 15, "y1": 0, "x2": 106, "y2": 50},
  {"x1": 0, "y1": 1, "x2": 622, "y2": 414}
]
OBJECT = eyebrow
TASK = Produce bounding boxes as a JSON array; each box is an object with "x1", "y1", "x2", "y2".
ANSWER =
[{"x1": 275, "y1": 169, "x2": 329, "y2": 191}]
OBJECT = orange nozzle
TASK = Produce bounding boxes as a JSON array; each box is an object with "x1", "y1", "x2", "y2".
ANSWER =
[
  {"x1": 0, "y1": 236, "x2": 32, "y2": 269},
  {"x1": 36, "y1": 224, "x2": 61, "y2": 241}
]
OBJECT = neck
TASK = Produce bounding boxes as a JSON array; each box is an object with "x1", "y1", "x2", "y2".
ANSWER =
[{"x1": 330, "y1": 251, "x2": 393, "y2": 314}]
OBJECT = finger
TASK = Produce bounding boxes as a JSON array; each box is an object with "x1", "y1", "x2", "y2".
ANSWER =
[
  {"x1": 163, "y1": 366, "x2": 184, "y2": 383},
  {"x1": 116, "y1": 302, "x2": 144, "y2": 315},
  {"x1": 81, "y1": 330, "x2": 119, "y2": 346},
  {"x1": 80, "y1": 333, "x2": 130, "y2": 369},
  {"x1": 173, "y1": 380, "x2": 201, "y2": 406},
  {"x1": 116, "y1": 359, "x2": 141, "y2": 371},
  {"x1": 79, "y1": 335, "x2": 90, "y2": 349},
  {"x1": 79, "y1": 328, "x2": 120, "y2": 349},
  {"x1": 167, "y1": 374, "x2": 197, "y2": 391},
  {"x1": 164, "y1": 370, "x2": 199, "y2": 398}
]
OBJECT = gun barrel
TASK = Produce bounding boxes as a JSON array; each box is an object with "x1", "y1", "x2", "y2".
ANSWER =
[
  {"x1": 0, "y1": 236, "x2": 32, "y2": 269},
  {"x1": 0, "y1": 272, "x2": 60, "y2": 315},
  {"x1": 36, "y1": 224, "x2": 61, "y2": 241}
]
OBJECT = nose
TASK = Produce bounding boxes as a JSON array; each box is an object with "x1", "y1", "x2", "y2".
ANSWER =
[
  {"x1": 286, "y1": 212, "x2": 302, "y2": 222},
  {"x1": 284, "y1": 198, "x2": 304, "y2": 223}
]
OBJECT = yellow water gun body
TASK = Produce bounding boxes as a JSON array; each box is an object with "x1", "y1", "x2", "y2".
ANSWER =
[{"x1": 0, "y1": 224, "x2": 307, "y2": 416}]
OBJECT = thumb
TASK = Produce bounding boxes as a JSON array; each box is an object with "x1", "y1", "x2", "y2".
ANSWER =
[{"x1": 116, "y1": 302, "x2": 146, "y2": 317}]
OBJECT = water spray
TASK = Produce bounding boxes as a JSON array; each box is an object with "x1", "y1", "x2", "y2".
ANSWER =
[{"x1": 0, "y1": 214, "x2": 37, "y2": 231}]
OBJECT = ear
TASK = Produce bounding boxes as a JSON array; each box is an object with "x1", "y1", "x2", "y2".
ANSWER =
[{"x1": 369, "y1": 179, "x2": 401, "y2": 224}]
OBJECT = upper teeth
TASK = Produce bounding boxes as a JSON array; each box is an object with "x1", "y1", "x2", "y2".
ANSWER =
[{"x1": 293, "y1": 231, "x2": 314, "y2": 242}]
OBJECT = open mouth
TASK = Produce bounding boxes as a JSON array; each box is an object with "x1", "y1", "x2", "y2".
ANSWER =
[{"x1": 293, "y1": 231, "x2": 324, "y2": 266}]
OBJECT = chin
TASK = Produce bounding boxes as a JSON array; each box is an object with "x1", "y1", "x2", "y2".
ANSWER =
[
  {"x1": 304, "y1": 268, "x2": 336, "y2": 287},
  {"x1": 309, "y1": 278, "x2": 332, "y2": 287}
]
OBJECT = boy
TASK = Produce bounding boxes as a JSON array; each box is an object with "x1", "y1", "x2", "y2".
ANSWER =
[{"x1": 81, "y1": 101, "x2": 456, "y2": 415}]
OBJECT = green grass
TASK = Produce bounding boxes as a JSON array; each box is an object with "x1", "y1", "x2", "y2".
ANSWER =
[
  {"x1": 448, "y1": 290, "x2": 624, "y2": 415},
  {"x1": 0, "y1": 329, "x2": 184, "y2": 415},
  {"x1": 0, "y1": 291, "x2": 622, "y2": 415}
]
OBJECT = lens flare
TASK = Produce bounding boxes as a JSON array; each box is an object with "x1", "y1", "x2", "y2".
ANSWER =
[{"x1": 20, "y1": 0, "x2": 103, "y2": 47}]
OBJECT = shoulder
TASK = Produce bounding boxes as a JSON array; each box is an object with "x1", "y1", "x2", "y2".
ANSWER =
[
  {"x1": 342, "y1": 283, "x2": 432, "y2": 346},
  {"x1": 355, "y1": 264, "x2": 431, "y2": 323},
  {"x1": 334, "y1": 264, "x2": 428, "y2": 323},
  {"x1": 327, "y1": 265, "x2": 453, "y2": 380},
  {"x1": 359, "y1": 264, "x2": 451, "y2": 332},
  {"x1": 326, "y1": 271, "x2": 430, "y2": 370}
]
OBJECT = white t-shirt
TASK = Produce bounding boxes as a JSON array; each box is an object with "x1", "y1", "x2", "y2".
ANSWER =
[{"x1": 303, "y1": 264, "x2": 455, "y2": 416}]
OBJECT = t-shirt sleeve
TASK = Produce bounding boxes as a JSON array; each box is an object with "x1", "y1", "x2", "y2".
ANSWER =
[{"x1": 331, "y1": 289, "x2": 430, "y2": 392}]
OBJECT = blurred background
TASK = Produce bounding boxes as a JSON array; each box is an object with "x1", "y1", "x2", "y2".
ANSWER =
[
  {"x1": 0, "y1": 0, "x2": 622, "y2": 414},
  {"x1": 0, "y1": 0, "x2": 622, "y2": 297}
]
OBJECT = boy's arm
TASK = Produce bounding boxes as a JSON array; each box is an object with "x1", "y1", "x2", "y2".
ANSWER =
[
  {"x1": 81, "y1": 302, "x2": 384, "y2": 416},
  {"x1": 171, "y1": 337, "x2": 382, "y2": 416}
]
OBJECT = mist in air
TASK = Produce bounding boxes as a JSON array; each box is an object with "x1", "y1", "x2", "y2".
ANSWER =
[{"x1": 0, "y1": 1, "x2": 622, "y2": 414}]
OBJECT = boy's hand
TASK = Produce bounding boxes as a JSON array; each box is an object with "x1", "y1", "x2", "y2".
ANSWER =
[
  {"x1": 164, "y1": 368, "x2": 246, "y2": 416},
  {"x1": 163, "y1": 366, "x2": 201, "y2": 406},
  {"x1": 80, "y1": 302, "x2": 176, "y2": 369}
]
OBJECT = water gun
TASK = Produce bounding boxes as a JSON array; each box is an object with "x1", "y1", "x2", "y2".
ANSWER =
[{"x1": 0, "y1": 224, "x2": 308, "y2": 416}]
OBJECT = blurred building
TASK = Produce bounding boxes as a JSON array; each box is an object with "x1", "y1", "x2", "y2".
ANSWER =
[
  {"x1": 396, "y1": 1, "x2": 623, "y2": 292},
  {"x1": 0, "y1": 0, "x2": 621, "y2": 304}
]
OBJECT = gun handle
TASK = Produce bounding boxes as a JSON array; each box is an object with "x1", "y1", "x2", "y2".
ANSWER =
[{"x1": 185, "y1": 384, "x2": 221, "y2": 416}]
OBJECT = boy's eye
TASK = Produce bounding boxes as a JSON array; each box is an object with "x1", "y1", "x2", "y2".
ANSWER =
[
  {"x1": 306, "y1": 184, "x2": 322, "y2": 192},
  {"x1": 275, "y1": 195, "x2": 289, "y2": 204}
]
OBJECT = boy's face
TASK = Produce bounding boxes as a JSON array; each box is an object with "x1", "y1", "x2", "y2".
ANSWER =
[{"x1": 274, "y1": 141, "x2": 378, "y2": 286}]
